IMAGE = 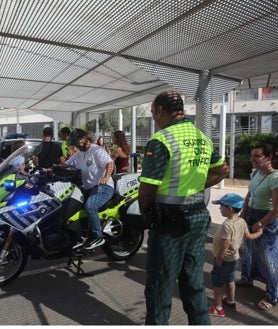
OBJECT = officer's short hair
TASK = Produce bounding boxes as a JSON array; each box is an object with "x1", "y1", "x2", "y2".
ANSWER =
[{"x1": 154, "y1": 90, "x2": 184, "y2": 114}]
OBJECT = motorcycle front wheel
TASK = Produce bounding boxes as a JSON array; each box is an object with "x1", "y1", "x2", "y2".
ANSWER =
[
  {"x1": 102, "y1": 226, "x2": 144, "y2": 261},
  {"x1": 0, "y1": 238, "x2": 28, "y2": 286}
]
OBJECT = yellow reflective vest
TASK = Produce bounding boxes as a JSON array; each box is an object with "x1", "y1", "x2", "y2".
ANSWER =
[{"x1": 141, "y1": 120, "x2": 223, "y2": 200}]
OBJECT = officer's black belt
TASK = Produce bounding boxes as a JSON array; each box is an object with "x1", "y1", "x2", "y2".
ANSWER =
[
  {"x1": 152, "y1": 201, "x2": 206, "y2": 236},
  {"x1": 158, "y1": 201, "x2": 206, "y2": 214}
]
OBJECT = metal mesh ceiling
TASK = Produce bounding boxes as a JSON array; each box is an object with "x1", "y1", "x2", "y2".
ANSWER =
[{"x1": 0, "y1": 0, "x2": 278, "y2": 124}]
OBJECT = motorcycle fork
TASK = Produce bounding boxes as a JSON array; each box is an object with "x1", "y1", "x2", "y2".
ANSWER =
[{"x1": 0, "y1": 227, "x2": 15, "y2": 262}]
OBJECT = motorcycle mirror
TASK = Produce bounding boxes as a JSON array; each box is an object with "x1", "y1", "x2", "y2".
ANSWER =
[{"x1": 4, "y1": 179, "x2": 16, "y2": 191}]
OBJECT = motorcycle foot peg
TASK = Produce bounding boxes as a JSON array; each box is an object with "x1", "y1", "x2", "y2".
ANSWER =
[
  {"x1": 72, "y1": 250, "x2": 84, "y2": 257},
  {"x1": 82, "y1": 248, "x2": 96, "y2": 255}
]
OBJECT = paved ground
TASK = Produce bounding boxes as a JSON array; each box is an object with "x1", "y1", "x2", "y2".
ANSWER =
[{"x1": 0, "y1": 178, "x2": 277, "y2": 325}]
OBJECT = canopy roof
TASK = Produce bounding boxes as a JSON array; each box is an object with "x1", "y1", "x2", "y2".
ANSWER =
[{"x1": 1, "y1": 0, "x2": 278, "y2": 124}]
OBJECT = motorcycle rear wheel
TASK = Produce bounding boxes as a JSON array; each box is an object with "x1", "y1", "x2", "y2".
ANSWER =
[
  {"x1": 0, "y1": 239, "x2": 28, "y2": 286},
  {"x1": 102, "y1": 226, "x2": 144, "y2": 260}
]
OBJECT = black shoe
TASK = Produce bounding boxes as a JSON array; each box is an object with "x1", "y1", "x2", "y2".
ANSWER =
[{"x1": 83, "y1": 236, "x2": 105, "y2": 250}]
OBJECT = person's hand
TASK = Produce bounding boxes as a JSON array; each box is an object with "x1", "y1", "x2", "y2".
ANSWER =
[
  {"x1": 42, "y1": 167, "x2": 52, "y2": 173},
  {"x1": 60, "y1": 156, "x2": 66, "y2": 164},
  {"x1": 33, "y1": 156, "x2": 39, "y2": 166},
  {"x1": 215, "y1": 257, "x2": 222, "y2": 268},
  {"x1": 99, "y1": 177, "x2": 109, "y2": 185},
  {"x1": 252, "y1": 223, "x2": 264, "y2": 234}
]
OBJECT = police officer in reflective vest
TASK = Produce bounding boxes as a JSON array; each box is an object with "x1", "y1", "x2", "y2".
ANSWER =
[{"x1": 139, "y1": 90, "x2": 229, "y2": 325}]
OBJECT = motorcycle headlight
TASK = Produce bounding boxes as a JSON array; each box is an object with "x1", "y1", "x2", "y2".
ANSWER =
[{"x1": 4, "y1": 180, "x2": 16, "y2": 191}]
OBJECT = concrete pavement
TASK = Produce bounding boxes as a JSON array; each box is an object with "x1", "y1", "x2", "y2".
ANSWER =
[{"x1": 0, "y1": 179, "x2": 277, "y2": 325}]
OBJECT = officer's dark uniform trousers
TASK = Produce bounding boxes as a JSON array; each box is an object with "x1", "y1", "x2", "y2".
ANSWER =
[{"x1": 144, "y1": 204, "x2": 211, "y2": 325}]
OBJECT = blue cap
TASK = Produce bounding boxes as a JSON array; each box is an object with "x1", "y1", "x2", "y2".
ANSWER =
[{"x1": 212, "y1": 193, "x2": 244, "y2": 209}]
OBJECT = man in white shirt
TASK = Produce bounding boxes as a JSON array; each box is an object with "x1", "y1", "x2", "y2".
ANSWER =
[{"x1": 65, "y1": 129, "x2": 114, "y2": 249}]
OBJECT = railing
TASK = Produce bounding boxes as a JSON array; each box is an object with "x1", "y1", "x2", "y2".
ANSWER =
[{"x1": 105, "y1": 127, "x2": 273, "y2": 153}]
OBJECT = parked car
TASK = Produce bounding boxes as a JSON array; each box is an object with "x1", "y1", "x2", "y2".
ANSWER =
[
  {"x1": 0, "y1": 137, "x2": 41, "y2": 162},
  {"x1": 0, "y1": 139, "x2": 63, "y2": 178}
]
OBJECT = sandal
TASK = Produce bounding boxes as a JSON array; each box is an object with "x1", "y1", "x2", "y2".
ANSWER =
[
  {"x1": 235, "y1": 279, "x2": 253, "y2": 287},
  {"x1": 257, "y1": 298, "x2": 276, "y2": 311}
]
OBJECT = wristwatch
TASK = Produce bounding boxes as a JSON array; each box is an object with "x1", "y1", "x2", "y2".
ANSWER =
[{"x1": 257, "y1": 221, "x2": 263, "y2": 227}]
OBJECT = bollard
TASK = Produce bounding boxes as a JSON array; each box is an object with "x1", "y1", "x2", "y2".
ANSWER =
[{"x1": 130, "y1": 152, "x2": 140, "y2": 173}]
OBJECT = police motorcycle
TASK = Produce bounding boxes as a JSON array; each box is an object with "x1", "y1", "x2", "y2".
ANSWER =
[{"x1": 0, "y1": 142, "x2": 144, "y2": 286}]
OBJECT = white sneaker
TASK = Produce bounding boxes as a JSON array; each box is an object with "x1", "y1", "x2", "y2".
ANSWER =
[{"x1": 83, "y1": 237, "x2": 105, "y2": 250}]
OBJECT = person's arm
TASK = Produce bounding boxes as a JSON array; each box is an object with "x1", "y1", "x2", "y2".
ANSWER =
[
  {"x1": 252, "y1": 187, "x2": 278, "y2": 231},
  {"x1": 205, "y1": 162, "x2": 230, "y2": 188},
  {"x1": 105, "y1": 144, "x2": 110, "y2": 155},
  {"x1": 240, "y1": 191, "x2": 250, "y2": 219},
  {"x1": 111, "y1": 147, "x2": 120, "y2": 160},
  {"x1": 99, "y1": 161, "x2": 114, "y2": 185},
  {"x1": 138, "y1": 140, "x2": 168, "y2": 213},
  {"x1": 138, "y1": 182, "x2": 158, "y2": 213},
  {"x1": 33, "y1": 155, "x2": 39, "y2": 167},
  {"x1": 244, "y1": 227, "x2": 263, "y2": 240},
  {"x1": 215, "y1": 239, "x2": 230, "y2": 267}
]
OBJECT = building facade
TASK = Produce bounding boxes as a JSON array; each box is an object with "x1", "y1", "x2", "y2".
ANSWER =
[{"x1": 184, "y1": 87, "x2": 278, "y2": 143}]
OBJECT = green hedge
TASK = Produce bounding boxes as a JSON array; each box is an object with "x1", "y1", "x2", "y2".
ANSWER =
[{"x1": 228, "y1": 133, "x2": 278, "y2": 179}]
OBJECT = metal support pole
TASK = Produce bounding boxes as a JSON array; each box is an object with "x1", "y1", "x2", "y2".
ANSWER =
[
  {"x1": 131, "y1": 106, "x2": 137, "y2": 172},
  {"x1": 118, "y1": 109, "x2": 123, "y2": 131},
  {"x1": 195, "y1": 70, "x2": 212, "y2": 137},
  {"x1": 53, "y1": 120, "x2": 59, "y2": 140},
  {"x1": 219, "y1": 94, "x2": 227, "y2": 189},
  {"x1": 229, "y1": 90, "x2": 236, "y2": 179},
  {"x1": 16, "y1": 109, "x2": 21, "y2": 133},
  {"x1": 95, "y1": 116, "x2": 100, "y2": 137},
  {"x1": 195, "y1": 71, "x2": 215, "y2": 197}
]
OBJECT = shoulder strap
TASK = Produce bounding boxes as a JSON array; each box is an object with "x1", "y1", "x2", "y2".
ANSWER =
[{"x1": 251, "y1": 169, "x2": 258, "y2": 179}]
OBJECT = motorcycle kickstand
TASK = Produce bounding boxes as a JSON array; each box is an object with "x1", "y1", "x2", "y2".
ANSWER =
[{"x1": 67, "y1": 253, "x2": 85, "y2": 276}]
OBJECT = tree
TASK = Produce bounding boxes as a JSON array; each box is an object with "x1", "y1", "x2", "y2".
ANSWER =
[
  {"x1": 235, "y1": 132, "x2": 278, "y2": 158},
  {"x1": 87, "y1": 106, "x2": 150, "y2": 134}
]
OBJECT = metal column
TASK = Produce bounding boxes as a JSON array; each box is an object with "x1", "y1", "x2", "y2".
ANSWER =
[
  {"x1": 95, "y1": 116, "x2": 99, "y2": 137},
  {"x1": 118, "y1": 109, "x2": 123, "y2": 130},
  {"x1": 229, "y1": 90, "x2": 236, "y2": 179},
  {"x1": 195, "y1": 70, "x2": 213, "y2": 137},
  {"x1": 219, "y1": 95, "x2": 227, "y2": 189},
  {"x1": 53, "y1": 120, "x2": 59, "y2": 140},
  {"x1": 130, "y1": 106, "x2": 137, "y2": 172}
]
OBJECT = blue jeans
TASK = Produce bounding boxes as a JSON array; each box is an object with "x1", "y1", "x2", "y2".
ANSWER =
[
  {"x1": 85, "y1": 185, "x2": 114, "y2": 238},
  {"x1": 211, "y1": 260, "x2": 239, "y2": 288}
]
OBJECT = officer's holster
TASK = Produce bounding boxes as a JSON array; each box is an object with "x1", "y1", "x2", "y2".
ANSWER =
[{"x1": 154, "y1": 202, "x2": 206, "y2": 237}]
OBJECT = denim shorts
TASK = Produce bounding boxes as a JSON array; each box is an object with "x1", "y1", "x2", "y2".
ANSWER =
[{"x1": 211, "y1": 259, "x2": 239, "y2": 288}]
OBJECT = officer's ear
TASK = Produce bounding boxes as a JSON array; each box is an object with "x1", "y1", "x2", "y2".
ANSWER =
[{"x1": 156, "y1": 105, "x2": 164, "y2": 117}]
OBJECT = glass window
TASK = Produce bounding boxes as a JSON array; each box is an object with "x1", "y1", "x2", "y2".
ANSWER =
[
  {"x1": 236, "y1": 88, "x2": 258, "y2": 101},
  {"x1": 262, "y1": 87, "x2": 278, "y2": 100}
]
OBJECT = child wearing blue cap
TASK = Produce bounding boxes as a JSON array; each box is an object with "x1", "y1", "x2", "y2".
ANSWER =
[{"x1": 209, "y1": 193, "x2": 263, "y2": 317}]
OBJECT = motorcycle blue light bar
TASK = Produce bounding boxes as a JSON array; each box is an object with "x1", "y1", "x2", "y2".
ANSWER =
[{"x1": 16, "y1": 200, "x2": 29, "y2": 208}]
